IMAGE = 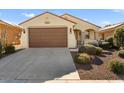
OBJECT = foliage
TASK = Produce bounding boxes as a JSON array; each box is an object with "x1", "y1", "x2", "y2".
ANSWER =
[
  {"x1": 118, "y1": 50, "x2": 124, "y2": 58},
  {"x1": 96, "y1": 47, "x2": 103, "y2": 55},
  {"x1": 99, "y1": 41, "x2": 110, "y2": 49},
  {"x1": 105, "y1": 37, "x2": 114, "y2": 47},
  {"x1": 0, "y1": 43, "x2": 2, "y2": 54},
  {"x1": 78, "y1": 45, "x2": 86, "y2": 53},
  {"x1": 0, "y1": 43, "x2": 3, "y2": 58},
  {"x1": 108, "y1": 60, "x2": 124, "y2": 74},
  {"x1": 113, "y1": 28, "x2": 124, "y2": 49},
  {"x1": 79, "y1": 45, "x2": 102, "y2": 55},
  {"x1": 75, "y1": 53, "x2": 91, "y2": 64},
  {"x1": 5, "y1": 45, "x2": 15, "y2": 54},
  {"x1": 88, "y1": 41, "x2": 99, "y2": 47}
]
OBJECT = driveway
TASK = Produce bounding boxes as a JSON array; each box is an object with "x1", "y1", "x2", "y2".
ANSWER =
[{"x1": 0, "y1": 48, "x2": 79, "y2": 83}]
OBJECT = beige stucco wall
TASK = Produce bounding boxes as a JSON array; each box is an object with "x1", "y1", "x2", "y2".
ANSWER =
[
  {"x1": 61, "y1": 14, "x2": 100, "y2": 40},
  {"x1": 19, "y1": 13, "x2": 77, "y2": 48},
  {"x1": 89, "y1": 30, "x2": 95, "y2": 39}
]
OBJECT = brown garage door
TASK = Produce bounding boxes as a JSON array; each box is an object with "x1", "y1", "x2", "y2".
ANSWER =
[{"x1": 29, "y1": 27, "x2": 67, "y2": 47}]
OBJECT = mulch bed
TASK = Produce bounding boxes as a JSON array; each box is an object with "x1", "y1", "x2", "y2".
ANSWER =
[{"x1": 71, "y1": 49, "x2": 124, "y2": 80}]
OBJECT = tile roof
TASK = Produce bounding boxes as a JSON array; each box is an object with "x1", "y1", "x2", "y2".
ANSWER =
[
  {"x1": 100, "y1": 22, "x2": 124, "y2": 32},
  {"x1": 61, "y1": 13, "x2": 101, "y2": 28},
  {"x1": 19, "y1": 12, "x2": 76, "y2": 25}
]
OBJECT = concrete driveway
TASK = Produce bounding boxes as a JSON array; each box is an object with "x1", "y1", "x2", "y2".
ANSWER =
[{"x1": 0, "y1": 48, "x2": 79, "y2": 83}]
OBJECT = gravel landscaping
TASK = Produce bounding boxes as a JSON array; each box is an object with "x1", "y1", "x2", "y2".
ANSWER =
[{"x1": 71, "y1": 49, "x2": 124, "y2": 80}]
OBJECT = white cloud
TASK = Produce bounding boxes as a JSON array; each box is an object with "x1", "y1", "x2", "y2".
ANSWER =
[
  {"x1": 101, "y1": 21, "x2": 112, "y2": 26},
  {"x1": 83, "y1": 18, "x2": 88, "y2": 21},
  {"x1": 22, "y1": 13, "x2": 35, "y2": 18},
  {"x1": 112, "y1": 9, "x2": 124, "y2": 14}
]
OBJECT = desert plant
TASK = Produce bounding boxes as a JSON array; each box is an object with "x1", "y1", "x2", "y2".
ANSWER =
[
  {"x1": 98, "y1": 40, "x2": 103, "y2": 47},
  {"x1": 118, "y1": 50, "x2": 124, "y2": 58},
  {"x1": 85, "y1": 45, "x2": 98, "y2": 55},
  {"x1": 75, "y1": 53, "x2": 91, "y2": 64},
  {"x1": 105, "y1": 37, "x2": 114, "y2": 47},
  {"x1": 78, "y1": 45, "x2": 86, "y2": 53},
  {"x1": 0, "y1": 43, "x2": 2, "y2": 54},
  {"x1": 96, "y1": 47, "x2": 103, "y2": 55},
  {"x1": 5, "y1": 45, "x2": 15, "y2": 54},
  {"x1": 88, "y1": 41, "x2": 99, "y2": 47},
  {"x1": 0, "y1": 43, "x2": 3, "y2": 58},
  {"x1": 113, "y1": 28, "x2": 124, "y2": 49},
  {"x1": 108, "y1": 60, "x2": 124, "y2": 74},
  {"x1": 99, "y1": 41, "x2": 110, "y2": 49},
  {"x1": 79, "y1": 45, "x2": 102, "y2": 55}
]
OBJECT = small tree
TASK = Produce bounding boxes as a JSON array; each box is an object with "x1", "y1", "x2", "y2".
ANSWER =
[{"x1": 113, "y1": 28, "x2": 124, "y2": 49}]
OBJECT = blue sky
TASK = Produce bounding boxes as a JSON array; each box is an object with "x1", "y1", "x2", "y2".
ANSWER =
[{"x1": 0, "y1": 9, "x2": 124, "y2": 27}]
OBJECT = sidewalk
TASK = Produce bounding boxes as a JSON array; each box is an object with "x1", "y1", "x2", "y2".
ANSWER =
[{"x1": 45, "y1": 80, "x2": 124, "y2": 83}]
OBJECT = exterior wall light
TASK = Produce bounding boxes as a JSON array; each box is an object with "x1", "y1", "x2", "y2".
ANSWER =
[{"x1": 70, "y1": 28, "x2": 72, "y2": 34}]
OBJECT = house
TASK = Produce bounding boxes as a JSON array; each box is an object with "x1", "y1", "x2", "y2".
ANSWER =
[
  {"x1": 0, "y1": 20, "x2": 23, "y2": 48},
  {"x1": 19, "y1": 12, "x2": 101, "y2": 48},
  {"x1": 99, "y1": 22, "x2": 124, "y2": 40}
]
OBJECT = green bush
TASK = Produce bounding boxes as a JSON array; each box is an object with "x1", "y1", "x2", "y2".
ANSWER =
[
  {"x1": 88, "y1": 41, "x2": 99, "y2": 47},
  {"x1": 75, "y1": 53, "x2": 91, "y2": 64},
  {"x1": 105, "y1": 37, "x2": 114, "y2": 47},
  {"x1": 85, "y1": 45, "x2": 98, "y2": 55},
  {"x1": 113, "y1": 28, "x2": 124, "y2": 48},
  {"x1": 0, "y1": 43, "x2": 3, "y2": 58},
  {"x1": 78, "y1": 45, "x2": 86, "y2": 53},
  {"x1": 0, "y1": 43, "x2": 2, "y2": 54},
  {"x1": 96, "y1": 47, "x2": 103, "y2": 55},
  {"x1": 109, "y1": 60, "x2": 124, "y2": 74},
  {"x1": 5, "y1": 45, "x2": 15, "y2": 54},
  {"x1": 79, "y1": 45, "x2": 102, "y2": 55},
  {"x1": 119, "y1": 50, "x2": 124, "y2": 58},
  {"x1": 98, "y1": 40, "x2": 104, "y2": 46},
  {"x1": 99, "y1": 41, "x2": 110, "y2": 49}
]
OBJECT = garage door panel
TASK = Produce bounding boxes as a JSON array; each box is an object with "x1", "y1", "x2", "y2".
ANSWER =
[
  {"x1": 29, "y1": 28, "x2": 67, "y2": 47},
  {"x1": 29, "y1": 36, "x2": 66, "y2": 40},
  {"x1": 29, "y1": 43, "x2": 66, "y2": 47}
]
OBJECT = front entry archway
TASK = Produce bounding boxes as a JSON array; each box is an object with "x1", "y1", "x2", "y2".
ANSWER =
[{"x1": 74, "y1": 29, "x2": 82, "y2": 46}]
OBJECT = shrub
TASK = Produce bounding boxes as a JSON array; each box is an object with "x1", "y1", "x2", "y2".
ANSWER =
[
  {"x1": 0, "y1": 43, "x2": 2, "y2": 54},
  {"x1": 78, "y1": 45, "x2": 86, "y2": 53},
  {"x1": 105, "y1": 37, "x2": 114, "y2": 47},
  {"x1": 109, "y1": 60, "x2": 124, "y2": 74},
  {"x1": 99, "y1": 41, "x2": 110, "y2": 49},
  {"x1": 75, "y1": 53, "x2": 91, "y2": 64},
  {"x1": 96, "y1": 47, "x2": 102, "y2": 55},
  {"x1": 79, "y1": 45, "x2": 102, "y2": 55},
  {"x1": 85, "y1": 45, "x2": 98, "y2": 55},
  {"x1": 98, "y1": 40, "x2": 104, "y2": 46},
  {"x1": 119, "y1": 50, "x2": 124, "y2": 58},
  {"x1": 0, "y1": 43, "x2": 3, "y2": 58},
  {"x1": 5, "y1": 45, "x2": 15, "y2": 54},
  {"x1": 113, "y1": 28, "x2": 124, "y2": 49},
  {"x1": 88, "y1": 41, "x2": 99, "y2": 47}
]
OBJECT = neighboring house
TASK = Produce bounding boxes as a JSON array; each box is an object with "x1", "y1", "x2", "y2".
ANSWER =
[
  {"x1": 0, "y1": 20, "x2": 23, "y2": 47},
  {"x1": 19, "y1": 12, "x2": 100, "y2": 48},
  {"x1": 99, "y1": 22, "x2": 124, "y2": 40}
]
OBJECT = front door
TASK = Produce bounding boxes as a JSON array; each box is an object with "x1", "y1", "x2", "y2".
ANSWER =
[{"x1": 74, "y1": 30, "x2": 81, "y2": 46}]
